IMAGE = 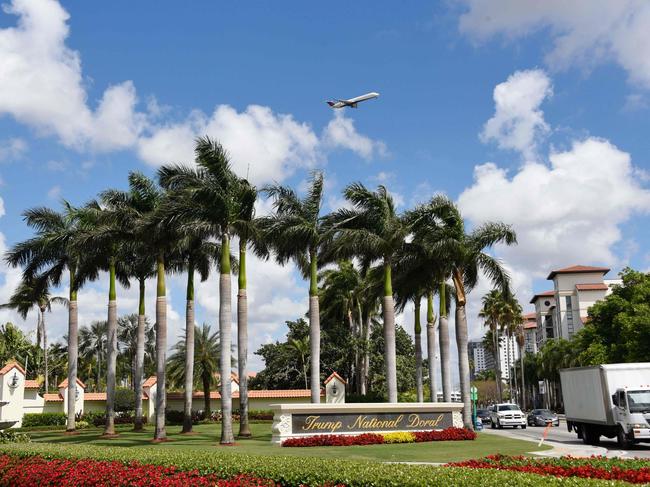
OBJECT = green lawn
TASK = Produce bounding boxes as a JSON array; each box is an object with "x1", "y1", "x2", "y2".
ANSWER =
[{"x1": 26, "y1": 422, "x2": 549, "y2": 463}]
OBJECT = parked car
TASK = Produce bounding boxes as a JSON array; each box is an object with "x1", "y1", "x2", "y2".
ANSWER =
[
  {"x1": 476, "y1": 408, "x2": 491, "y2": 424},
  {"x1": 527, "y1": 409, "x2": 560, "y2": 427},
  {"x1": 489, "y1": 403, "x2": 526, "y2": 429}
]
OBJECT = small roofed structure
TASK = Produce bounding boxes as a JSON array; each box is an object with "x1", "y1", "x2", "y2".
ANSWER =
[{"x1": 324, "y1": 372, "x2": 346, "y2": 404}]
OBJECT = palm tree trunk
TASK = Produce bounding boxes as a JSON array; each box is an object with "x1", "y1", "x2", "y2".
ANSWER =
[
  {"x1": 134, "y1": 278, "x2": 146, "y2": 431},
  {"x1": 519, "y1": 345, "x2": 526, "y2": 409},
  {"x1": 203, "y1": 372, "x2": 211, "y2": 417},
  {"x1": 183, "y1": 260, "x2": 195, "y2": 434},
  {"x1": 455, "y1": 303, "x2": 473, "y2": 429},
  {"x1": 512, "y1": 337, "x2": 518, "y2": 404},
  {"x1": 104, "y1": 260, "x2": 118, "y2": 436},
  {"x1": 426, "y1": 292, "x2": 438, "y2": 402},
  {"x1": 439, "y1": 282, "x2": 452, "y2": 402},
  {"x1": 41, "y1": 308, "x2": 49, "y2": 392},
  {"x1": 308, "y1": 249, "x2": 321, "y2": 403},
  {"x1": 66, "y1": 266, "x2": 78, "y2": 432},
  {"x1": 414, "y1": 297, "x2": 423, "y2": 402},
  {"x1": 493, "y1": 326, "x2": 502, "y2": 402},
  {"x1": 154, "y1": 253, "x2": 167, "y2": 441},
  {"x1": 237, "y1": 240, "x2": 251, "y2": 438},
  {"x1": 361, "y1": 312, "x2": 370, "y2": 395},
  {"x1": 356, "y1": 303, "x2": 363, "y2": 395},
  {"x1": 383, "y1": 262, "x2": 398, "y2": 403},
  {"x1": 219, "y1": 234, "x2": 234, "y2": 445}
]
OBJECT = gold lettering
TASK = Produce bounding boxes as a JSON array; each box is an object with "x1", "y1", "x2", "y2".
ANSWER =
[
  {"x1": 407, "y1": 413, "x2": 445, "y2": 428},
  {"x1": 302, "y1": 415, "x2": 342, "y2": 433}
]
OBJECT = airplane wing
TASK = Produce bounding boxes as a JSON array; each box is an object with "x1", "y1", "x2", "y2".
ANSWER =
[{"x1": 346, "y1": 92, "x2": 379, "y2": 104}]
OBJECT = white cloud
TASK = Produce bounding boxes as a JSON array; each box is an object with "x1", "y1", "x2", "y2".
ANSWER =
[
  {"x1": 322, "y1": 111, "x2": 387, "y2": 160},
  {"x1": 459, "y1": 1, "x2": 650, "y2": 88},
  {"x1": 0, "y1": 0, "x2": 145, "y2": 151},
  {"x1": 47, "y1": 185, "x2": 61, "y2": 200},
  {"x1": 459, "y1": 137, "x2": 650, "y2": 282},
  {"x1": 480, "y1": 69, "x2": 552, "y2": 159},
  {"x1": 138, "y1": 105, "x2": 321, "y2": 185},
  {"x1": 0, "y1": 138, "x2": 27, "y2": 162}
]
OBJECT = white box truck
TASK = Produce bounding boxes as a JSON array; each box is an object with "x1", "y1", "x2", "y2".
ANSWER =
[{"x1": 560, "y1": 363, "x2": 650, "y2": 448}]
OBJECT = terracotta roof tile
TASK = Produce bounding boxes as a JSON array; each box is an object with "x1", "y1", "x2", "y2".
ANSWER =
[
  {"x1": 523, "y1": 322, "x2": 537, "y2": 330},
  {"x1": 523, "y1": 312, "x2": 537, "y2": 320},
  {"x1": 575, "y1": 283, "x2": 608, "y2": 291},
  {"x1": 165, "y1": 389, "x2": 323, "y2": 400},
  {"x1": 547, "y1": 265, "x2": 609, "y2": 280},
  {"x1": 84, "y1": 392, "x2": 148, "y2": 401},
  {"x1": 0, "y1": 361, "x2": 26, "y2": 376},
  {"x1": 43, "y1": 393, "x2": 63, "y2": 402},
  {"x1": 143, "y1": 376, "x2": 157, "y2": 388},
  {"x1": 58, "y1": 378, "x2": 86, "y2": 389},
  {"x1": 529, "y1": 290, "x2": 555, "y2": 304},
  {"x1": 24, "y1": 380, "x2": 40, "y2": 389},
  {"x1": 324, "y1": 372, "x2": 347, "y2": 385}
]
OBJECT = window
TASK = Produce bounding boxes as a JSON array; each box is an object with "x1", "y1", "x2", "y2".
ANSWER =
[{"x1": 566, "y1": 296, "x2": 574, "y2": 336}]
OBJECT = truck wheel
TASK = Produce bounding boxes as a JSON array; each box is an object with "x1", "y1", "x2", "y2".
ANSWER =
[
  {"x1": 617, "y1": 427, "x2": 634, "y2": 449},
  {"x1": 522, "y1": 425, "x2": 527, "y2": 429},
  {"x1": 497, "y1": 419, "x2": 503, "y2": 429},
  {"x1": 583, "y1": 426, "x2": 600, "y2": 445},
  {"x1": 491, "y1": 420, "x2": 495, "y2": 429}
]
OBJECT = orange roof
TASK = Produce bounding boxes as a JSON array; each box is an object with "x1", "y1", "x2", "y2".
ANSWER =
[
  {"x1": 84, "y1": 392, "x2": 148, "y2": 401},
  {"x1": 166, "y1": 389, "x2": 322, "y2": 400},
  {"x1": 231, "y1": 372, "x2": 258, "y2": 384},
  {"x1": 576, "y1": 283, "x2": 608, "y2": 291},
  {"x1": 0, "y1": 361, "x2": 26, "y2": 376},
  {"x1": 324, "y1": 372, "x2": 347, "y2": 385},
  {"x1": 523, "y1": 312, "x2": 536, "y2": 320},
  {"x1": 529, "y1": 290, "x2": 555, "y2": 304},
  {"x1": 24, "y1": 380, "x2": 40, "y2": 389},
  {"x1": 58, "y1": 378, "x2": 86, "y2": 389},
  {"x1": 143, "y1": 376, "x2": 157, "y2": 388},
  {"x1": 523, "y1": 322, "x2": 537, "y2": 330},
  {"x1": 547, "y1": 265, "x2": 609, "y2": 280},
  {"x1": 43, "y1": 393, "x2": 63, "y2": 402}
]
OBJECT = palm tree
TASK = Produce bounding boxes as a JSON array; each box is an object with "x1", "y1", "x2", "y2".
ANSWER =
[
  {"x1": 261, "y1": 171, "x2": 329, "y2": 404},
  {"x1": 167, "y1": 324, "x2": 225, "y2": 417},
  {"x1": 158, "y1": 137, "x2": 244, "y2": 444},
  {"x1": 515, "y1": 322, "x2": 526, "y2": 409},
  {"x1": 325, "y1": 183, "x2": 408, "y2": 403},
  {"x1": 288, "y1": 337, "x2": 309, "y2": 389},
  {"x1": 117, "y1": 314, "x2": 155, "y2": 389},
  {"x1": 426, "y1": 291, "x2": 438, "y2": 402},
  {"x1": 101, "y1": 172, "x2": 160, "y2": 432},
  {"x1": 5, "y1": 202, "x2": 86, "y2": 431},
  {"x1": 1, "y1": 278, "x2": 67, "y2": 391},
  {"x1": 79, "y1": 320, "x2": 108, "y2": 391},
  {"x1": 438, "y1": 282, "x2": 452, "y2": 401},
  {"x1": 479, "y1": 290, "x2": 506, "y2": 401},
  {"x1": 421, "y1": 198, "x2": 517, "y2": 428}
]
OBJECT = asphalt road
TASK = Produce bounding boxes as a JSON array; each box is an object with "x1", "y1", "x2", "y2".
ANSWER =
[{"x1": 482, "y1": 420, "x2": 650, "y2": 459}]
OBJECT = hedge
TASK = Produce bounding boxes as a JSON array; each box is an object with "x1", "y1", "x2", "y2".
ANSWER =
[
  {"x1": 0, "y1": 443, "x2": 628, "y2": 486},
  {"x1": 21, "y1": 413, "x2": 67, "y2": 427}
]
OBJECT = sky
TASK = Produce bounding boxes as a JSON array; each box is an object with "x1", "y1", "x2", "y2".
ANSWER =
[{"x1": 1, "y1": 0, "x2": 650, "y2": 384}]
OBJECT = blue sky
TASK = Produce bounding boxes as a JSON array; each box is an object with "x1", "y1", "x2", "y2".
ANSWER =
[{"x1": 1, "y1": 1, "x2": 649, "y2": 379}]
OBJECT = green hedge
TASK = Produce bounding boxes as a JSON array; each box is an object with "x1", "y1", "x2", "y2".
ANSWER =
[
  {"x1": 0, "y1": 443, "x2": 626, "y2": 486},
  {"x1": 21, "y1": 413, "x2": 67, "y2": 427}
]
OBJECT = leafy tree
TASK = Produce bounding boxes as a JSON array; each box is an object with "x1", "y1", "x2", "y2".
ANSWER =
[
  {"x1": 0, "y1": 322, "x2": 40, "y2": 377},
  {"x1": 78, "y1": 320, "x2": 108, "y2": 392},
  {"x1": 367, "y1": 322, "x2": 416, "y2": 399}
]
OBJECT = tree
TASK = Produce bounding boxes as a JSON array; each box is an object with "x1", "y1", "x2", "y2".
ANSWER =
[
  {"x1": 325, "y1": 183, "x2": 408, "y2": 403},
  {"x1": 261, "y1": 171, "x2": 329, "y2": 404},
  {"x1": 288, "y1": 337, "x2": 309, "y2": 389},
  {"x1": 479, "y1": 289, "x2": 507, "y2": 401},
  {"x1": 78, "y1": 320, "x2": 108, "y2": 391},
  {"x1": 1, "y1": 278, "x2": 67, "y2": 391},
  {"x1": 158, "y1": 137, "x2": 244, "y2": 444},
  {"x1": 5, "y1": 203, "x2": 88, "y2": 431},
  {"x1": 367, "y1": 322, "x2": 416, "y2": 398},
  {"x1": 0, "y1": 322, "x2": 40, "y2": 377},
  {"x1": 117, "y1": 314, "x2": 155, "y2": 390},
  {"x1": 167, "y1": 324, "x2": 226, "y2": 417}
]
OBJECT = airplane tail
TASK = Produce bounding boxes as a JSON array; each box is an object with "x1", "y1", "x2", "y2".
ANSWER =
[{"x1": 326, "y1": 101, "x2": 335, "y2": 107}]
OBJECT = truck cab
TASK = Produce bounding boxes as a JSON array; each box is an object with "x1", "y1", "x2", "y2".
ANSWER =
[{"x1": 611, "y1": 387, "x2": 650, "y2": 448}]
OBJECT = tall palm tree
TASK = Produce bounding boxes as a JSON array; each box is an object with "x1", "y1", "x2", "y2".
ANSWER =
[
  {"x1": 167, "y1": 324, "x2": 226, "y2": 417},
  {"x1": 261, "y1": 171, "x2": 329, "y2": 404},
  {"x1": 5, "y1": 202, "x2": 86, "y2": 431},
  {"x1": 426, "y1": 291, "x2": 438, "y2": 402},
  {"x1": 117, "y1": 314, "x2": 155, "y2": 389},
  {"x1": 479, "y1": 290, "x2": 506, "y2": 401},
  {"x1": 158, "y1": 137, "x2": 244, "y2": 444},
  {"x1": 101, "y1": 172, "x2": 160, "y2": 432},
  {"x1": 515, "y1": 321, "x2": 526, "y2": 408},
  {"x1": 419, "y1": 197, "x2": 516, "y2": 428},
  {"x1": 438, "y1": 282, "x2": 452, "y2": 401},
  {"x1": 288, "y1": 337, "x2": 310, "y2": 389},
  {"x1": 325, "y1": 184, "x2": 408, "y2": 403},
  {"x1": 1, "y1": 278, "x2": 67, "y2": 391},
  {"x1": 79, "y1": 320, "x2": 108, "y2": 391}
]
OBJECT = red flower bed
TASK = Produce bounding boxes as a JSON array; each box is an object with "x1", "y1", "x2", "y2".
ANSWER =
[
  {"x1": 282, "y1": 427, "x2": 476, "y2": 447},
  {"x1": 0, "y1": 454, "x2": 278, "y2": 487},
  {"x1": 412, "y1": 427, "x2": 476, "y2": 442},
  {"x1": 448, "y1": 454, "x2": 650, "y2": 484}
]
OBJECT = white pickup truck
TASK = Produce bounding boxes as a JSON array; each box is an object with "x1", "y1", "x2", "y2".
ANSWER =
[
  {"x1": 489, "y1": 403, "x2": 526, "y2": 429},
  {"x1": 560, "y1": 363, "x2": 650, "y2": 448}
]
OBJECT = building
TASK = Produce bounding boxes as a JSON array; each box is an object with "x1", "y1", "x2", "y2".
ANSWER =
[
  {"x1": 469, "y1": 340, "x2": 494, "y2": 379},
  {"x1": 0, "y1": 361, "x2": 322, "y2": 428},
  {"x1": 530, "y1": 264, "x2": 621, "y2": 348},
  {"x1": 523, "y1": 312, "x2": 538, "y2": 355},
  {"x1": 499, "y1": 334, "x2": 518, "y2": 380},
  {"x1": 469, "y1": 334, "x2": 517, "y2": 380}
]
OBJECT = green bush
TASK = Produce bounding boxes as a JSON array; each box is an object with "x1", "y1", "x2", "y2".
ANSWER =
[
  {"x1": 0, "y1": 442, "x2": 623, "y2": 486},
  {"x1": 114, "y1": 388, "x2": 136, "y2": 413},
  {"x1": 0, "y1": 431, "x2": 30, "y2": 444},
  {"x1": 21, "y1": 413, "x2": 67, "y2": 427}
]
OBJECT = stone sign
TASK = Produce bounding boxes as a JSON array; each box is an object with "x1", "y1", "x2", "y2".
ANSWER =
[{"x1": 292, "y1": 411, "x2": 453, "y2": 434}]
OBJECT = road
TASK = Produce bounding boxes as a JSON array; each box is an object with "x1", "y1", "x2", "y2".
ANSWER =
[{"x1": 482, "y1": 420, "x2": 650, "y2": 459}]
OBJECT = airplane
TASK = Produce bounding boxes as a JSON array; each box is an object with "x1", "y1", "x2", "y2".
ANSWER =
[{"x1": 326, "y1": 92, "x2": 379, "y2": 109}]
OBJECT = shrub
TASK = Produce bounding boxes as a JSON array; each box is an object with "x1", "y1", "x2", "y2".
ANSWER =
[
  {"x1": 74, "y1": 421, "x2": 90, "y2": 429},
  {"x1": 381, "y1": 432, "x2": 415, "y2": 444},
  {"x1": 166, "y1": 410, "x2": 186, "y2": 425},
  {"x1": 0, "y1": 431, "x2": 30, "y2": 444},
  {"x1": 21, "y1": 413, "x2": 67, "y2": 427},
  {"x1": 81, "y1": 411, "x2": 105, "y2": 427},
  {"x1": 0, "y1": 443, "x2": 615, "y2": 486},
  {"x1": 114, "y1": 387, "x2": 136, "y2": 413}
]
